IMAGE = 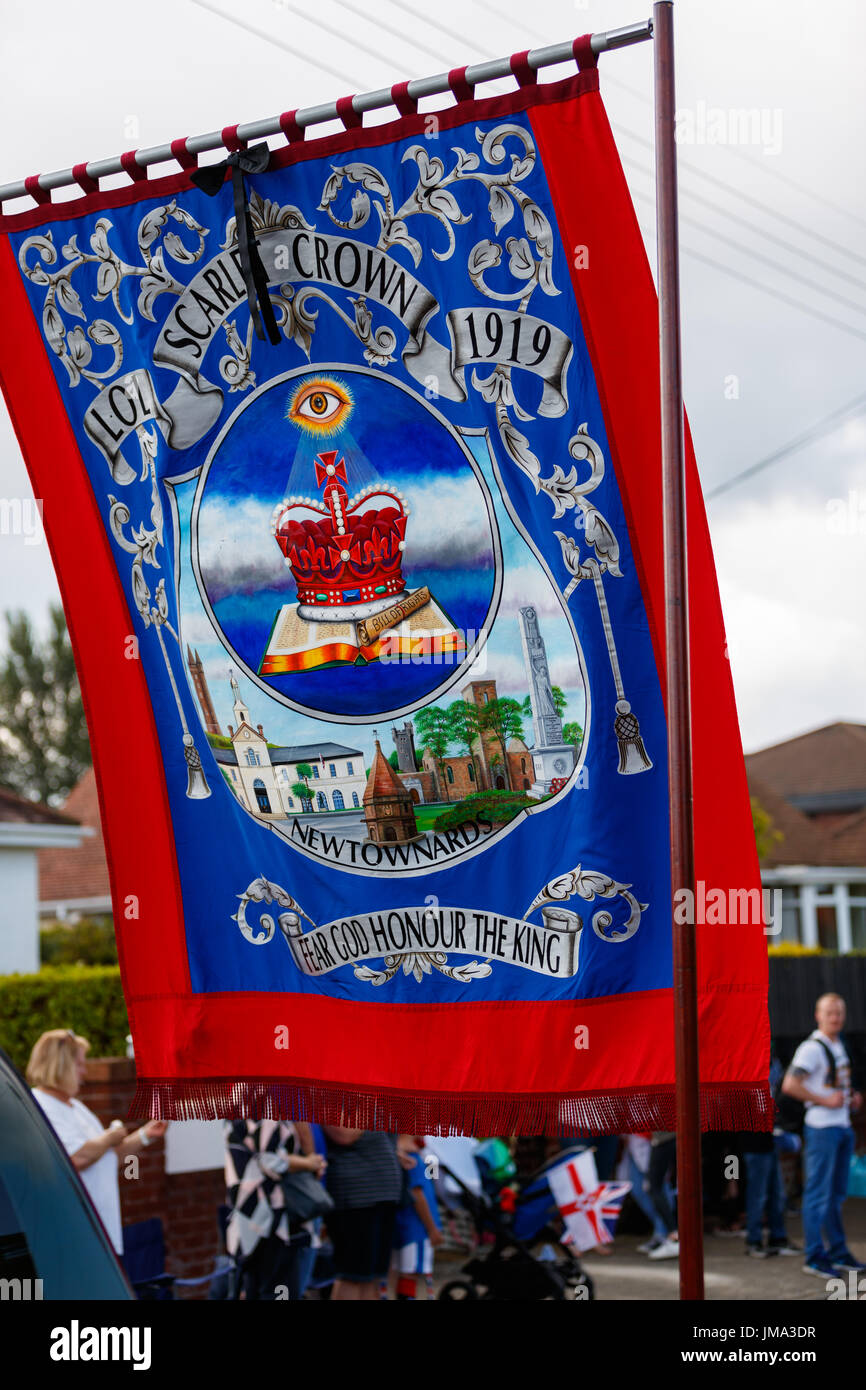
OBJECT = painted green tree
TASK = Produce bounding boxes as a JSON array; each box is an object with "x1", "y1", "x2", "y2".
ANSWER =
[
  {"x1": 562, "y1": 721, "x2": 584, "y2": 751},
  {"x1": 388, "y1": 749, "x2": 423, "y2": 771},
  {"x1": 479, "y1": 697, "x2": 525, "y2": 792},
  {"x1": 414, "y1": 705, "x2": 453, "y2": 802},
  {"x1": 521, "y1": 685, "x2": 567, "y2": 723},
  {"x1": 446, "y1": 698, "x2": 482, "y2": 790},
  {"x1": 291, "y1": 762, "x2": 314, "y2": 810}
]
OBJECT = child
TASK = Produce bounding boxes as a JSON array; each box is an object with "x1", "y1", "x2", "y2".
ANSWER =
[{"x1": 393, "y1": 1136, "x2": 443, "y2": 1299}]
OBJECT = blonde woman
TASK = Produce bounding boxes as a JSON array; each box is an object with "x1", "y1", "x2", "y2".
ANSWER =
[{"x1": 26, "y1": 1029, "x2": 166, "y2": 1254}]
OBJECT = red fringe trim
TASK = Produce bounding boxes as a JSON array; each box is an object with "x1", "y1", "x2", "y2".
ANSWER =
[{"x1": 129, "y1": 1079, "x2": 773, "y2": 1134}]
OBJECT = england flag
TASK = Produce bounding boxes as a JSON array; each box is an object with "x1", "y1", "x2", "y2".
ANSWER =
[{"x1": 547, "y1": 1150, "x2": 631, "y2": 1253}]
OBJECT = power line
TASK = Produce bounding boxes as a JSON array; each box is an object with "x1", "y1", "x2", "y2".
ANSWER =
[
  {"x1": 184, "y1": 3, "x2": 866, "y2": 505},
  {"x1": 473, "y1": 0, "x2": 866, "y2": 253},
  {"x1": 188, "y1": 0, "x2": 362, "y2": 89},
  {"x1": 634, "y1": 222, "x2": 866, "y2": 346},
  {"x1": 704, "y1": 391, "x2": 866, "y2": 499},
  {"x1": 330, "y1": 0, "x2": 455, "y2": 69},
  {"x1": 621, "y1": 142, "x2": 866, "y2": 297},
  {"x1": 598, "y1": 66, "x2": 866, "y2": 237},
  {"x1": 618, "y1": 123, "x2": 866, "y2": 272},
  {"x1": 630, "y1": 186, "x2": 866, "y2": 322},
  {"x1": 386, "y1": 0, "x2": 491, "y2": 59}
]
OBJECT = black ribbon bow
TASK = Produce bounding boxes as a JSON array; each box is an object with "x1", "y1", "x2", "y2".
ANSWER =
[{"x1": 191, "y1": 142, "x2": 280, "y2": 346}]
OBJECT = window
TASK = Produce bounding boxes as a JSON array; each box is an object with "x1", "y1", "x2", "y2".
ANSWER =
[
  {"x1": 352, "y1": 792, "x2": 360, "y2": 807},
  {"x1": 468, "y1": 763, "x2": 475, "y2": 782},
  {"x1": 446, "y1": 766, "x2": 454, "y2": 784},
  {"x1": 816, "y1": 905, "x2": 838, "y2": 952},
  {"x1": 253, "y1": 779, "x2": 271, "y2": 814},
  {"x1": 333, "y1": 790, "x2": 344, "y2": 810},
  {"x1": 778, "y1": 888, "x2": 802, "y2": 945},
  {"x1": 245, "y1": 750, "x2": 260, "y2": 767},
  {"x1": 347, "y1": 762, "x2": 354, "y2": 776},
  {"x1": 317, "y1": 791, "x2": 328, "y2": 810},
  {"x1": 521, "y1": 757, "x2": 526, "y2": 773},
  {"x1": 329, "y1": 763, "x2": 336, "y2": 778},
  {"x1": 287, "y1": 797, "x2": 294, "y2": 808},
  {"x1": 850, "y1": 883, "x2": 866, "y2": 950},
  {"x1": 312, "y1": 766, "x2": 319, "y2": 778},
  {"x1": 482, "y1": 692, "x2": 489, "y2": 704}
]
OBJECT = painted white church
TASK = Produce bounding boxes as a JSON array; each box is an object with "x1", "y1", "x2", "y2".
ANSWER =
[{"x1": 211, "y1": 674, "x2": 367, "y2": 820}]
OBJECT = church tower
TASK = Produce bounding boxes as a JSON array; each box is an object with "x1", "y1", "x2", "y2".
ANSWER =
[
  {"x1": 230, "y1": 669, "x2": 252, "y2": 729},
  {"x1": 186, "y1": 647, "x2": 221, "y2": 737}
]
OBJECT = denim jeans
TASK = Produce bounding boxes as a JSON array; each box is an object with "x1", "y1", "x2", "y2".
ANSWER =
[
  {"x1": 743, "y1": 1151, "x2": 786, "y2": 1247},
  {"x1": 647, "y1": 1138, "x2": 677, "y2": 1236},
  {"x1": 801, "y1": 1126, "x2": 855, "y2": 1264},
  {"x1": 626, "y1": 1153, "x2": 672, "y2": 1242}
]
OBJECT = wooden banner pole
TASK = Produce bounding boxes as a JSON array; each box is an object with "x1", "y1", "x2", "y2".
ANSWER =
[{"x1": 653, "y1": 0, "x2": 705, "y2": 1301}]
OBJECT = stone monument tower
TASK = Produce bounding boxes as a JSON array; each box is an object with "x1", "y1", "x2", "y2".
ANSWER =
[
  {"x1": 186, "y1": 646, "x2": 221, "y2": 737},
  {"x1": 391, "y1": 721, "x2": 417, "y2": 773},
  {"x1": 518, "y1": 606, "x2": 576, "y2": 795}
]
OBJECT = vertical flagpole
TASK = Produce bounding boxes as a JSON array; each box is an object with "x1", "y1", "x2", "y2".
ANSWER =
[{"x1": 653, "y1": 1, "x2": 704, "y2": 1301}]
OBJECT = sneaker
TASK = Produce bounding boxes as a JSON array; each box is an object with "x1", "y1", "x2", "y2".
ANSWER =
[
  {"x1": 648, "y1": 1237, "x2": 679, "y2": 1261},
  {"x1": 746, "y1": 1243, "x2": 777, "y2": 1259},
  {"x1": 637, "y1": 1237, "x2": 663, "y2": 1254},
  {"x1": 832, "y1": 1252, "x2": 866, "y2": 1273},
  {"x1": 802, "y1": 1256, "x2": 841, "y2": 1278},
  {"x1": 767, "y1": 1240, "x2": 801, "y2": 1257}
]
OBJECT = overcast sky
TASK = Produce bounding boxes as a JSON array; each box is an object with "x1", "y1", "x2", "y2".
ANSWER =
[{"x1": 1, "y1": 0, "x2": 864, "y2": 753}]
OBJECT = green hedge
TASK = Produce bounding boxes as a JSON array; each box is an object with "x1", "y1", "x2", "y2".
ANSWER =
[
  {"x1": 434, "y1": 789, "x2": 543, "y2": 831},
  {"x1": 40, "y1": 917, "x2": 118, "y2": 967},
  {"x1": 0, "y1": 966, "x2": 128, "y2": 1075}
]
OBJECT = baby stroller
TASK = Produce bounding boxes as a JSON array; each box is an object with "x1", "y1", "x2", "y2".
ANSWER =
[{"x1": 436, "y1": 1144, "x2": 595, "y2": 1301}]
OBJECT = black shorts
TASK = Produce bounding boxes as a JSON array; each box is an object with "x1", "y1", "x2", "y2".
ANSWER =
[{"x1": 326, "y1": 1201, "x2": 398, "y2": 1283}]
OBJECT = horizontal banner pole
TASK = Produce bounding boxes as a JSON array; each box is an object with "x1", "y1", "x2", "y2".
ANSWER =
[{"x1": 0, "y1": 19, "x2": 652, "y2": 205}]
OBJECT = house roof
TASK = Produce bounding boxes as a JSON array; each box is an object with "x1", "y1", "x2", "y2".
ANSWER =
[
  {"x1": 747, "y1": 777, "x2": 829, "y2": 867},
  {"x1": 38, "y1": 768, "x2": 111, "y2": 904},
  {"x1": 363, "y1": 740, "x2": 408, "y2": 804},
  {"x1": 0, "y1": 786, "x2": 79, "y2": 826},
  {"x1": 746, "y1": 723, "x2": 866, "y2": 869},
  {"x1": 745, "y1": 722, "x2": 866, "y2": 801},
  {"x1": 213, "y1": 741, "x2": 363, "y2": 768}
]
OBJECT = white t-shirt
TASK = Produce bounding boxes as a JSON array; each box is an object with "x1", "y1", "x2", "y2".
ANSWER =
[
  {"x1": 789, "y1": 1031, "x2": 852, "y2": 1130},
  {"x1": 33, "y1": 1089, "x2": 123, "y2": 1252}
]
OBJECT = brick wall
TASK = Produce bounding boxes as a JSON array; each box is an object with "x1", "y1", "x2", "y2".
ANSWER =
[
  {"x1": 508, "y1": 749, "x2": 533, "y2": 791},
  {"x1": 81, "y1": 1058, "x2": 224, "y2": 1299}
]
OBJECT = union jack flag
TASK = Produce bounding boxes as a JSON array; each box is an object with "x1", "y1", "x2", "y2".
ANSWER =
[{"x1": 547, "y1": 1150, "x2": 631, "y2": 1253}]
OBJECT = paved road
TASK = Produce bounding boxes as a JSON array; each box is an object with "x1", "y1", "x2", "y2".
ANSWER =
[{"x1": 428, "y1": 1203, "x2": 866, "y2": 1301}]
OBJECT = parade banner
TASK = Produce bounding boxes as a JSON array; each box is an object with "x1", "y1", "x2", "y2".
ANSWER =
[{"x1": 0, "y1": 44, "x2": 771, "y2": 1128}]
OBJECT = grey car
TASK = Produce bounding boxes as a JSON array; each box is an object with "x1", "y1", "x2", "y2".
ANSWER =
[{"x1": 0, "y1": 1047, "x2": 133, "y2": 1300}]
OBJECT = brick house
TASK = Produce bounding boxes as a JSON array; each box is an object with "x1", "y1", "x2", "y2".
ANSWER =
[
  {"x1": 746, "y1": 722, "x2": 866, "y2": 952},
  {"x1": 416, "y1": 677, "x2": 531, "y2": 802},
  {"x1": 38, "y1": 767, "x2": 111, "y2": 923}
]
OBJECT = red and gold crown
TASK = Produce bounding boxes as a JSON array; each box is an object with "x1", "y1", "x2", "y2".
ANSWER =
[{"x1": 271, "y1": 451, "x2": 410, "y2": 611}]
